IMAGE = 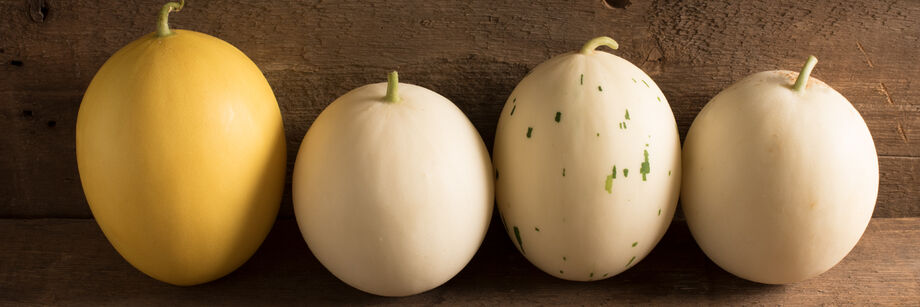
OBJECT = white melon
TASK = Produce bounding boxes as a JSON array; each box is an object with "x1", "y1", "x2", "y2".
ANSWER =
[
  {"x1": 292, "y1": 72, "x2": 493, "y2": 296},
  {"x1": 492, "y1": 37, "x2": 681, "y2": 281},
  {"x1": 681, "y1": 56, "x2": 878, "y2": 284}
]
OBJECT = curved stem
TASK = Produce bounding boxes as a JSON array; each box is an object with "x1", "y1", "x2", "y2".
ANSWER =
[
  {"x1": 580, "y1": 36, "x2": 619, "y2": 54},
  {"x1": 792, "y1": 55, "x2": 818, "y2": 93},
  {"x1": 384, "y1": 71, "x2": 400, "y2": 103},
  {"x1": 156, "y1": 0, "x2": 186, "y2": 37}
]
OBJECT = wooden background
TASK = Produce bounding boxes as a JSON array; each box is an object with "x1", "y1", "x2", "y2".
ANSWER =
[{"x1": 1, "y1": 0, "x2": 918, "y2": 304}]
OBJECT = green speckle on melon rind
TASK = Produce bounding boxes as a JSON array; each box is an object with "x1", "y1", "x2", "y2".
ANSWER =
[
  {"x1": 555, "y1": 112, "x2": 561, "y2": 123},
  {"x1": 513, "y1": 226, "x2": 525, "y2": 255},
  {"x1": 625, "y1": 109, "x2": 630, "y2": 120},
  {"x1": 642, "y1": 80, "x2": 649, "y2": 88},
  {"x1": 580, "y1": 74, "x2": 584, "y2": 85},
  {"x1": 623, "y1": 168, "x2": 629, "y2": 178},
  {"x1": 510, "y1": 104, "x2": 516, "y2": 116},
  {"x1": 632, "y1": 241, "x2": 638, "y2": 247},
  {"x1": 598, "y1": 85, "x2": 603, "y2": 92},
  {"x1": 626, "y1": 256, "x2": 636, "y2": 267},
  {"x1": 526, "y1": 127, "x2": 533, "y2": 138},
  {"x1": 640, "y1": 149, "x2": 650, "y2": 181},
  {"x1": 605, "y1": 165, "x2": 617, "y2": 193}
]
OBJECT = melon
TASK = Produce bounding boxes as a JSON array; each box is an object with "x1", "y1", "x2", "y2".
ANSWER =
[
  {"x1": 681, "y1": 56, "x2": 878, "y2": 284},
  {"x1": 492, "y1": 37, "x2": 681, "y2": 280},
  {"x1": 76, "y1": 1, "x2": 285, "y2": 285},
  {"x1": 292, "y1": 72, "x2": 493, "y2": 296}
]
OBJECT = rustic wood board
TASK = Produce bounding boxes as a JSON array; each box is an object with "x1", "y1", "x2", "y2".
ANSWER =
[
  {"x1": 1, "y1": 0, "x2": 917, "y2": 304},
  {"x1": 0, "y1": 0, "x2": 918, "y2": 218},
  {"x1": 0, "y1": 217, "x2": 917, "y2": 305}
]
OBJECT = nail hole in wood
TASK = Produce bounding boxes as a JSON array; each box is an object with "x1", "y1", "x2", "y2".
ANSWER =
[
  {"x1": 10, "y1": 60, "x2": 23, "y2": 66},
  {"x1": 603, "y1": 0, "x2": 631, "y2": 9},
  {"x1": 40, "y1": 3, "x2": 49, "y2": 21},
  {"x1": 22, "y1": 110, "x2": 33, "y2": 117},
  {"x1": 47, "y1": 120, "x2": 56, "y2": 127},
  {"x1": 29, "y1": 0, "x2": 50, "y2": 23}
]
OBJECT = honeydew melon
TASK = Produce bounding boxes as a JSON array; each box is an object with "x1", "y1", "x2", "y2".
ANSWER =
[
  {"x1": 681, "y1": 56, "x2": 878, "y2": 284},
  {"x1": 292, "y1": 72, "x2": 493, "y2": 296}
]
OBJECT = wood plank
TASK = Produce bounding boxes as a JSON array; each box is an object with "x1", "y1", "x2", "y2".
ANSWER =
[
  {"x1": 1, "y1": 1, "x2": 918, "y2": 217},
  {"x1": 3, "y1": 96, "x2": 917, "y2": 219},
  {"x1": 0, "y1": 217, "x2": 916, "y2": 305},
  {"x1": 879, "y1": 156, "x2": 920, "y2": 218}
]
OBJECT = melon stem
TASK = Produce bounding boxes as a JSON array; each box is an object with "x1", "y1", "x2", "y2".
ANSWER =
[
  {"x1": 384, "y1": 71, "x2": 400, "y2": 103},
  {"x1": 580, "y1": 36, "x2": 619, "y2": 54},
  {"x1": 793, "y1": 55, "x2": 818, "y2": 93},
  {"x1": 156, "y1": 0, "x2": 186, "y2": 37}
]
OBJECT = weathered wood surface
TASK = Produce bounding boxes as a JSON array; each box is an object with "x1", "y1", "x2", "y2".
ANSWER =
[
  {"x1": 1, "y1": 217, "x2": 917, "y2": 305},
  {"x1": 0, "y1": 0, "x2": 918, "y2": 218},
  {"x1": 2, "y1": 1, "x2": 917, "y2": 304}
]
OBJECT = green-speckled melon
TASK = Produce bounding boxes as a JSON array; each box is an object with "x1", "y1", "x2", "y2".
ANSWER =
[{"x1": 493, "y1": 37, "x2": 681, "y2": 281}]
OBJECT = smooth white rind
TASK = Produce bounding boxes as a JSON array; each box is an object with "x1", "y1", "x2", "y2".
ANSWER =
[
  {"x1": 293, "y1": 82, "x2": 493, "y2": 296},
  {"x1": 493, "y1": 51, "x2": 681, "y2": 281},
  {"x1": 681, "y1": 70, "x2": 878, "y2": 284}
]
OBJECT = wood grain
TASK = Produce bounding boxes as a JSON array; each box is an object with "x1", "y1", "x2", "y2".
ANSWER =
[
  {"x1": 1, "y1": 217, "x2": 916, "y2": 305},
  {"x1": 2, "y1": 1, "x2": 917, "y2": 304},
  {"x1": 1, "y1": 0, "x2": 918, "y2": 218},
  {"x1": 3, "y1": 88, "x2": 918, "y2": 218}
]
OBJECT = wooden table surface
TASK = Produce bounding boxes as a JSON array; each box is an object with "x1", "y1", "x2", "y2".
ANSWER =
[
  {"x1": 2, "y1": 218, "x2": 917, "y2": 305},
  {"x1": 1, "y1": 0, "x2": 918, "y2": 305}
]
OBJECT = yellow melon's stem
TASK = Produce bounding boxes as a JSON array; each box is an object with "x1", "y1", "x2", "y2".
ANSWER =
[
  {"x1": 156, "y1": 0, "x2": 186, "y2": 37},
  {"x1": 384, "y1": 71, "x2": 400, "y2": 103},
  {"x1": 579, "y1": 36, "x2": 619, "y2": 54},
  {"x1": 793, "y1": 55, "x2": 818, "y2": 93}
]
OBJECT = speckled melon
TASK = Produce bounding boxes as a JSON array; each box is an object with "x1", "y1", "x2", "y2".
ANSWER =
[{"x1": 492, "y1": 37, "x2": 681, "y2": 281}]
